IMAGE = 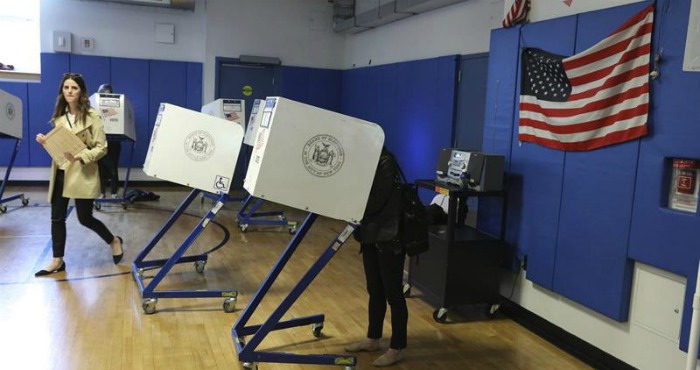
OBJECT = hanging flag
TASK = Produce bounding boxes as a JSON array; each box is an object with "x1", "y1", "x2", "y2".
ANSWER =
[
  {"x1": 503, "y1": 0, "x2": 531, "y2": 28},
  {"x1": 519, "y1": 5, "x2": 654, "y2": 151}
]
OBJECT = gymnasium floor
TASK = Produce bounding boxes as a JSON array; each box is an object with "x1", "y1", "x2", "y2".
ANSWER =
[{"x1": 0, "y1": 185, "x2": 591, "y2": 370}]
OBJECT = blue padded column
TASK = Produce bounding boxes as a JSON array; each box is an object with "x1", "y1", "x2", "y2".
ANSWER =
[
  {"x1": 111, "y1": 57, "x2": 149, "y2": 166},
  {"x1": 552, "y1": 3, "x2": 649, "y2": 322},
  {"x1": 186, "y1": 62, "x2": 202, "y2": 111},
  {"x1": 506, "y1": 17, "x2": 576, "y2": 290},
  {"x1": 28, "y1": 53, "x2": 69, "y2": 167},
  {"x1": 148, "y1": 60, "x2": 187, "y2": 145},
  {"x1": 624, "y1": 0, "x2": 700, "y2": 351}
]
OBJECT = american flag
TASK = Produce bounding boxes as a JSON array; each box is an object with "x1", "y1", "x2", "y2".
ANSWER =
[
  {"x1": 503, "y1": 0, "x2": 530, "y2": 28},
  {"x1": 519, "y1": 5, "x2": 654, "y2": 151}
]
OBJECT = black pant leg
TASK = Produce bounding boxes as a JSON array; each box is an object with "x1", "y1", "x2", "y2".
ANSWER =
[
  {"x1": 108, "y1": 141, "x2": 121, "y2": 194},
  {"x1": 362, "y1": 244, "x2": 386, "y2": 340},
  {"x1": 377, "y1": 248, "x2": 408, "y2": 349},
  {"x1": 74, "y1": 198, "x2": 114, "y2": 244},
  {"x1": 50, "y1": 170, "x2": 70, "y2": 258}
]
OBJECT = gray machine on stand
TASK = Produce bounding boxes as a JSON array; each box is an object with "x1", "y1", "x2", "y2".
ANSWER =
[{"x1": 411, "y1": 148, "x2": 506, "y2": 322}]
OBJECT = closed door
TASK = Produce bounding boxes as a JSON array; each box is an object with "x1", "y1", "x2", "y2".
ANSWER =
[{"x1": 216, "y1": 61, "x2": 277, "y2": 189}]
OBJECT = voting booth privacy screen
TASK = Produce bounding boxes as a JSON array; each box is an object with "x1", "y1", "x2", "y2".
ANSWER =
[
  {"x1": 0, "y1": 89, "x2": 22, "y2": 139},
  {"x1": 244, "y1": 97, "x2": 384, "y2": 223},
  {"x1": 243, "y1": 99, "x2": 264, "y2": 146},
  {"x1": 201, "y1": 98, "x2": 246, "y2": 132},
  {"x1": 89, "y1": 93, "x2": 136, "y2": 141},
  {"x1": 144, "y1": 103, "x2": 244, "y2": 194}
]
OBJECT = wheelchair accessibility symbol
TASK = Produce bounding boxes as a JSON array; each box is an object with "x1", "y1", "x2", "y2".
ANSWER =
[{"x1": 213, "y1": 175, "x2": 230, "y2": 190}]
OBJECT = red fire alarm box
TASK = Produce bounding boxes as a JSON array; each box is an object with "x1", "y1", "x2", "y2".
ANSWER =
[{"x1": 669, "y1": 158, "x2": 699, "y2": 213}]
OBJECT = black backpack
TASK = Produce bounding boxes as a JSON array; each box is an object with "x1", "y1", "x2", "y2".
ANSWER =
[{"x1": 396, "y1": 168, "x2": 429, "y2": 257}]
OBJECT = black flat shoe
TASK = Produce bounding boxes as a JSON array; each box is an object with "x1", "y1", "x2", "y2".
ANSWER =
[
  {"x1": 35, "y1": 262, "x2": 66, "y2": 277},
  {"x1": 112, "y1": 236, "x2": 124, "y2": 264}
]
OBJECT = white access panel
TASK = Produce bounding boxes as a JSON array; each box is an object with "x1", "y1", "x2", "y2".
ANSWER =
[
  {"x1": 0, "y1": 88, "x2": 22, "y2": 139},
  {"x1": 144, "y1": 103, "x2": 244, "y2": 193},
  {"x1": 201, "y1": 98, "x2": 246, "y2": 132},
  {"x1": 243, "y1": 99, "x2": 264, "y2": 146},
  {"x1": 244, "y1": 97, "x2": 384, "y2": 223},
  {"x1": 89, "y1": 93, "x2": 136, "y2": 141}
]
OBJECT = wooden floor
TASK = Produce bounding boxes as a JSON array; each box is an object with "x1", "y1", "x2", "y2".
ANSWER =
[{"x1": 0, "y1": 185, "x2": 592, "y2": 370}]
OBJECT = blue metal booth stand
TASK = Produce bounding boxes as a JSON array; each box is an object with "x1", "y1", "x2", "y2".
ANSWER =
[
  {"x1": 231, "y1": 215, "x2": 358, "y2": 370},
  {"x1": 0, "y1": 135, "x2": 29, "y2": 213}
]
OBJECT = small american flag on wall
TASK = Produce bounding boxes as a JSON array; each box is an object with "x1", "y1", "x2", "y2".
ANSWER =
[
  {"x1": 503, "y1": 0, "x2": 531, "y2": 28},
  {"x1": 519, "y1": 5, "x2": 654, "y2": 151}
]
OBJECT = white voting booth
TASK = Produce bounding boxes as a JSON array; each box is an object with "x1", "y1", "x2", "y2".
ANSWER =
[
  {"x1": 243, "y1": 99, "x2": 264, "y2": 146},
  {"x1": 233, "y1": 97, "x2": 384, "y2": 368},
  {"x1": 133, "y1": 103, "x2": 245, "y2": 315},
  {"x1": 144, "y1": 103, "x2": 244, "y2": 194},
  {"x1": 245, "y1": 97, "x2": 384, "y2": 223},
  {"x1": 89, "y1": 93, "x2": 136, "y2": 141},
  {"x1": 201, "y1": 98, "x2": 246, "y2": 132},
  {"x1": 0, "y1": 88, "x2": 28, "y2": 212},
  {"x1": 0, "y1": 88, "x2": 22, "y2": 139}
]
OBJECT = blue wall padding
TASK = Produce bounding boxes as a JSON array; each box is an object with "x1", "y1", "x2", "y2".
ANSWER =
[
  {"x1": 28, "y1": 53, "x2": 70, "y2": 167},
  {"x1": 111, "y1": 57, "x2": 150, "y2": 167},
  {"x1": 186, "y1": 62, "x2": 203, "y2": 111},
  {"x1": 340, "y1": 56, "x2": 457, "y2": 193},
  {"x1": 148, "y1": 60, "x2": 188, "y2": 170},
  {"x1": 621, "y1": 0, "x2": 700, "y2": 352},
  {"x1": 479, "y1": 28, "x2": 520, "y2": 252},
  {"x1": 279, "y1": 66, "x2": 342, "y2": 112},
  {"x1": 70, "y1": 54, "x2": 111, "y2": 95},
  {"x1": 0, "y1": 83, "x2": 29, "y2": 167},
  {"x1": 552, "y1": 3, "x2": 648, "y2": 321}
]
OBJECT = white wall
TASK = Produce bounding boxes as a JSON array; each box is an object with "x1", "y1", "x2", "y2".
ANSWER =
[
  {"x1": 202, "y1": 0, "x2": 345, "y2": 103},
  {"x1": 343, "y1": 0, "x2": 504, "y2": 69},
  {"x1": 41, "y1": 0, "x2": 207, "y2": 62}
]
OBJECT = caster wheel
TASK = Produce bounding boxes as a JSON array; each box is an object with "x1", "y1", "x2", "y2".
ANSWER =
[
  {"x1": 402, "y1": 283, "x2": 411, "y2": 298},
  {"x1": 433, "y1": 307, "x2": 448, "y2": 323},
  {"x1": 0, "y1": 205, "x2": 6, "y2": 213},
  {"x1": 194, "y1": 260, "x2": 206, "y2": 273},
  {"x1": 311, "y1": 322, "x2": 324, "y2": 338},
  {"x1": 121, "y1": 202, "x2": 127, "y2": 210},
  {"x1": 142, "y1": 298, "x2": 158, "y2": 314},
  {"x1": 132, "y1": 268, "x2": 144, "y2": 281},
  {"x1": 288, "y1": 227, "x2": 296, "y2": 235},
  {"x1": 240, "y1": 224, "x2": 248, "y2": 232},
  {"x1": 235, "y1": 336, "x2": 246, "y2": 347},
  {"x1": 487, "y1": 304, "x2": 500, "y2": 316},
  {"x1": 241, "y1": 362, "x2": 257, "y2": 370},
  {"x1": 21, "y1": 197, "x2": 29, "y2": 206},
  {"x1": 94, "y1": 202, "x2": 102, "y2": 211},
  {"x1": 223, "y1": 297, "x2": 237, "y2": 313}
]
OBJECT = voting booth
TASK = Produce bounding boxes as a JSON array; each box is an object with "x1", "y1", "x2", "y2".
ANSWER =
[
  {"x1": 237, "y1": 98, "x2": 295, "y2": 233},
  {"x1": 89, "y1": 93, "x2": 137, "y2": 209},
  {"x1": 245, "y1": 97, "x2": 384, "y2": 223},
  {"x1": 0, "y1": 88, "x2": 22, "y2": 139},
  {"x1": 233, "y1": 97, "x2": 384, "y2": 369},
  {"x1": 89, "y1": 93, "x2": 136, "y2": 141},
  {"x1": 243, "y1": 99, "x2": 264, "y2": 146},
  {"x1": 134, "y1": 103, "x2": 245, "y2": 314},
  {"x1": 144, "y1": 103, "x2": 244, "y2": 194},
  {"x1": 0, "y1": 88, "x2": 28, "y2": 212},
  {"x1": 201, "y1": 98, "x2": 245, "y2": 132}
]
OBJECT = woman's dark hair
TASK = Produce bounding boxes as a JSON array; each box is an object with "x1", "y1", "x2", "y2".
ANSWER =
[
  {"x1": 51, "y1": 73, "x2": 92, "y2": 125},
  {"x1": 98, "y1": 83, "x2": 113, "y2": 94}
]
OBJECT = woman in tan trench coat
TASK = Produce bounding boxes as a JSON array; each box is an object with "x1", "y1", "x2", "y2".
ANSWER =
[{"x1": 34, "y1": 73, "x2": 124, "y2": 277}]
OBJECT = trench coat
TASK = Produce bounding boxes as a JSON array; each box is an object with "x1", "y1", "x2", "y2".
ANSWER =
[{"x1": 46, "y1": 108, "x2": 108, "y2": 201}]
